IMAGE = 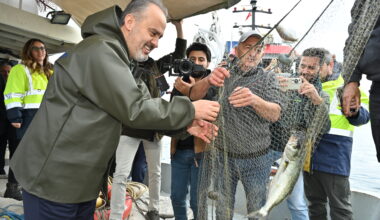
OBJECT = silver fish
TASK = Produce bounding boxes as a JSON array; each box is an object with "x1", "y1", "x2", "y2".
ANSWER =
[{"x1": 247, "y1": 133, "x2": 309, "y2": 219}]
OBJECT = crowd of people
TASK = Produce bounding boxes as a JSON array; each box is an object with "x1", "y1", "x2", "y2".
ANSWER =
[{"x1": 0, "y1": 0, "x2": 379, "y2": 220}]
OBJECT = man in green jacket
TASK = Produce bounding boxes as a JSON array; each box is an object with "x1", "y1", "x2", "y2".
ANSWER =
[{"x1": 10, "y1": 0, "x2": 219, "y2": 219}]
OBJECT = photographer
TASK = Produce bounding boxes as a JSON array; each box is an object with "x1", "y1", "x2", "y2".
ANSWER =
[
  {"x1": 170, "y1": 42, "x2": 212, "y2": 220},
  {"x1": 304, "y1": 49, "x2": 369, "y2": 220},
  {"x1": 270, "y1": 48, "x2": 331, "y2": 220}
]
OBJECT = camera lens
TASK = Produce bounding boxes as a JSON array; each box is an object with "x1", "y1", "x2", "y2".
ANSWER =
[{"x1": 179, "y1": 60, "x2": 193, "y2": 74}]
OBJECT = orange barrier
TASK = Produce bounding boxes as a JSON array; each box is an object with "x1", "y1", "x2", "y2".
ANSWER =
[{"x1": 94, "y1": 184, "x2": 133, "y2": 220}]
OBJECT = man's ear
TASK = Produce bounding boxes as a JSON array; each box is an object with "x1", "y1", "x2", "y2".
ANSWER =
[
  {"x1": 123, "y1": 14, "x2": 135, "y2": 31},
  {"x1": 329, "y1": 59, "x2": 334, "y2": 69}
]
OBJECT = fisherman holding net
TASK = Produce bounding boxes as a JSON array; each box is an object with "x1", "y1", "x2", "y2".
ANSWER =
[{"x1": 190, "y1": 30, "x2": 283, "y2": 219}]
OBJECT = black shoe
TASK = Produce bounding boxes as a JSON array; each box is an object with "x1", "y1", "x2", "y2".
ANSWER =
[
  {"x1": 4, "y1": 183, "x2": 23, "y2": 201},
  {"x1": 146, "y1": 210, "x2": 160, "y2": 220}
]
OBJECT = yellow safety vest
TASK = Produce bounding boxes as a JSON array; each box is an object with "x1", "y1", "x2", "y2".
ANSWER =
[
  {"x1": 323, "y1": 75, "x2": 369, "y2": 137},
  {"x1": 4, "y1": 64, "x2": 51, "y2": 110},
  {"x1": 304, "y1": 75, "x2": 369, "y2": 172}
]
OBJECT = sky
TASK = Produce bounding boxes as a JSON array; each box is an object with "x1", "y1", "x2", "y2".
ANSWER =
[
  {"x1": 151, "y1": 0, "x2": 378, "y2": 92},
  {"x1": 151, "y1": 0, "x2": 355, "y2": 62}
]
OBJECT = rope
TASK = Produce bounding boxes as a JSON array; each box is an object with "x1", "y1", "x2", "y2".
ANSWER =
[
  {"x1": 126, "y1": 181, "x2": 148, "y2": 200},
  {"x1": 0, "y1": 204, "x2": 24, "y2": 220}
]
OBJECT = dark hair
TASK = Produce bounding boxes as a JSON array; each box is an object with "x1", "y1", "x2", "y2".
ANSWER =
[
  {"x1": 120, "y1": 0, "x2": 168, "y2": 25},
  {"x1": 322, "y1": 49, "x2": 332, "y2": 65},
  {"x1": 302, "y1": 47, "x2": 328, "y2": 66},
  {"x1": 21, "y1": 38, "x2": 53, "y2": 78},
  {"x1": 186, "y1": 42, "x2": 212, "y2": 62}
]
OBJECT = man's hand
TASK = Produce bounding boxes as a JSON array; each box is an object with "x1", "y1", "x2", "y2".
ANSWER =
[
  {"x1": 174, "y1": 77, "x2": 195, "y2": 96},
  {"x1": 228, "y1": 87, "x2": 257, "y2": 107},
  {"x1": 171, "y1": 19, "x2": 183, "y2": 39},
  {"x1": 192, "y1": 100, "x2": 220, "y2": 121},
  {"x1": 276, "y1": 76, "x2": 288, "y2": 92},
  {"x1": 171, "y1": 19, "x2": 183, "y2": 28},
  {"x1": 299, "y1": 76, "x2": 323, "y2": 105},
  {"x1": 342, "y1": 82, "x2": 360, "y2": 117},
  {"x1": 187, "y1": 119, "x2": 218, "y2": 143},
  {"x1": 11, "y1": 123, "x2": 21, "y2": 128},
  {"x1": 207, "y1": 67, "x2": 230, "y2": 87},
  {"x1": 229, "y1": 86, "x2": 281, "y2": 122}
]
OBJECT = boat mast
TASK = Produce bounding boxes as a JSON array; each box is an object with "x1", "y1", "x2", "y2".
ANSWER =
[{"x1": 233, "y1": 0, "x2": 272, "y2": 30}]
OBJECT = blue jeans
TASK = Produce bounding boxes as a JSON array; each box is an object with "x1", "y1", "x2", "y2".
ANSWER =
[
  {"x1": 287, "y1": 174, "x2": 309, "y2": 220},
  {"x1": 170, "y1": 149, "x2": 202, "y2": 220},
  {"x1": 214, "y1": 151, "x2": 272, "y2": 220},
  {"x1": 131, "y1": 142, "x2": 147, "y2": 183}
]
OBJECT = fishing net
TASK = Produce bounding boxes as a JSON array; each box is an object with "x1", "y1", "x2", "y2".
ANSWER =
[
  {"x1": 341, "y1": 0, "x2": 380, "y2": 83},
  {"x1": 196, "y1": 0, "x2": 380, "y2": 219},
  {"x1": 196, "y1": 58, "x2": 330, "y2": 220}
]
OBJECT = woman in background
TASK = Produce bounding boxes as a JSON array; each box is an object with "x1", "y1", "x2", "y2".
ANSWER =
[{"x1": 3, "y1": 38, "x2": 53, "y2": 200}]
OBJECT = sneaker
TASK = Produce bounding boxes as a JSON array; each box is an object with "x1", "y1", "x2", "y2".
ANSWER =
[
  {"x1": 146, "y1": 210, "x2": 160, "y2": 220},
  {"x1": 4, "y1": 183, "x2": 23, "y2": 201}
]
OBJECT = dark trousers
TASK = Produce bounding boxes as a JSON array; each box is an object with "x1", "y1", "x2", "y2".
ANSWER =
[
  {"x1": 0, "y1": 123, "x2": 18, "y2": 172},
  {"x1": 131, "y1": 142, "x2": 147, "y2": 183},
  {"x1": 8, "y1": 109, "x2": 37, "y2": 184},
  {"x1": 370, "y1": 82, "x2": 380, "y2": 162},
  {"x1": 23, "y1": 190, "x2": 96, "y2": 220},
  {"x1": 304, "y1": 171, "x2": 353, "y2": 220},
  {"x1": 6, "y1": 138, "x2": 20, "y2": 183}
]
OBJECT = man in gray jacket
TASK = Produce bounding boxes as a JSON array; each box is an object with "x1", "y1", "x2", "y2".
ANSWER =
[{"x1": 10, "y1": 0, "x2": 219, "y2": 219}]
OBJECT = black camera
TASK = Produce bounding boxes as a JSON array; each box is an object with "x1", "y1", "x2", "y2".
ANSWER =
[{"x1": 167, "y1": 59, "x2": 210, "y2": 82}]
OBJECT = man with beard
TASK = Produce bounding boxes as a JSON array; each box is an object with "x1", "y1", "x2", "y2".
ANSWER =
[
  {"x1": 10, "y1": 0, "x2": 219, "y2": 219},
  {"x1": 271, "y1": 48, "x2": 331, "y2": 220},
  {"x1": 110, "y1": 19, "x2": 186, "y2": 220},
  {"x1": 304, "y1": 49, "x2": 369, "y2": 220}
]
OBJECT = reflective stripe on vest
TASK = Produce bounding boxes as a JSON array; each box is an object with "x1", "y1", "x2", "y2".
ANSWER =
[
  {"x1": 4, "y1": 65, "x2": 46, "y2": 110},
  {"x1": 22, "y1": 66, "x2": 44, "y2": 109},
  {"x1": 24, "y1": 103, "x2": 41, "y2": 109},
  {"x1": 328, "y1": 128, "x2": 353, "y2": 137},
  {"x1": 322, "y1": 75, "x2": 369, "y2": 138}
]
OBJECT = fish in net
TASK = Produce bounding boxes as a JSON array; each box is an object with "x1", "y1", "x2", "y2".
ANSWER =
[{"x1": 196, "y1": 0, "x2": 380, "y2": 219}]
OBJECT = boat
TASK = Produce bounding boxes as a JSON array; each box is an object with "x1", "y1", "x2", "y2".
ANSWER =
[{"x1": 0, "y1": 1, "x2": 379, "y2": 219}]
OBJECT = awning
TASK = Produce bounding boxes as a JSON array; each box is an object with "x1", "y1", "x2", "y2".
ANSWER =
[
  {"x1": 52, "y1": 0, "x2": 241, "y2": 26},
  {"x1": 0, "y1": 2, "x2": 82, "y2": 58}
]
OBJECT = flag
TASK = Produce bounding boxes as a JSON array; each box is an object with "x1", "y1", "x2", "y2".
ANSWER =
[{"x1": 245, "y1": 12, "x2": 252, "y2": 21}]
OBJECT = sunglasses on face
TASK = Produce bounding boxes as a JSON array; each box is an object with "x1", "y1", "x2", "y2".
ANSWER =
[{"x1": 31, "y1": 46, "x2": 46, "y2": 51}]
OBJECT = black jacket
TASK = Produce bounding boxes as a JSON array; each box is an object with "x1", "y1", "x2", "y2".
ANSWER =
[
  {"x1": 0, "y1": 76, "x2": 7, "y2": 135},
  {"x1": 349, "y1": 14, "x2": 380, "y2": 82}
]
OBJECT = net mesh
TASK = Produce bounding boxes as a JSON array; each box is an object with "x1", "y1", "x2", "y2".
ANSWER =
[{"x1": 196, "y1": 0, "x2": 380, "y2": 219}]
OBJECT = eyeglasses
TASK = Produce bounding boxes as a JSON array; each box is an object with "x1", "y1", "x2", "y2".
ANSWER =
[{"x1": 31, "y1": 46, "x2": 46, "y2": 51}]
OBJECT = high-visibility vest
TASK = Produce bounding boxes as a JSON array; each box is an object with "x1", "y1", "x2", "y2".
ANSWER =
[
  {"x1": 303, "y1": 75, "x2": 369, "y2": 172},
  {"x1": 4, "y1": 64, "x2": 51, "y2": 110},
  {"x1": 322, "y1": 75, "x2": 369, "y2": 138}
]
